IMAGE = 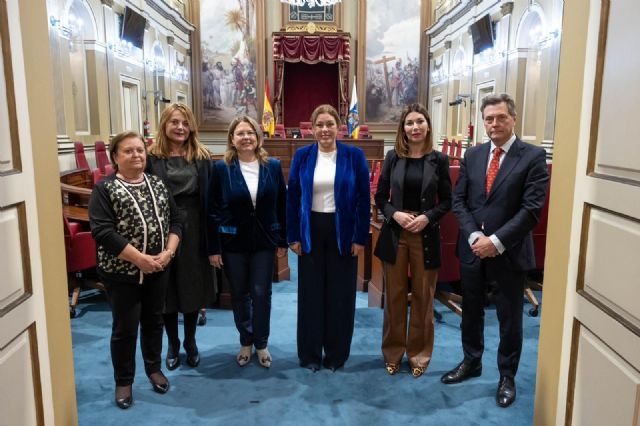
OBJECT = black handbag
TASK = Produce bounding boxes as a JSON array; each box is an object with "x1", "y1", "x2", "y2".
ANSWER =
[{"x1": 374, "y1": 219, "x2": 399, "y2": 264}]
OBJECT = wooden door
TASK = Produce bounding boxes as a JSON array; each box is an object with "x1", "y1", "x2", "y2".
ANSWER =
[
  {"x1": 536, "y1": 1, "x2": 640, "y2": 424},
  {"x1": 0, "y1": 0, "x2": 76, "y2": 423}
]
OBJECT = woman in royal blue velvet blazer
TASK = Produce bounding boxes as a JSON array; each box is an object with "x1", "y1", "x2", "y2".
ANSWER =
[
  {"x1": 208, "y1": 116, "x2": 287, "y2": 369},
  {"x1": 287, "y1": 104, "x2": 370, "y2": 372}
]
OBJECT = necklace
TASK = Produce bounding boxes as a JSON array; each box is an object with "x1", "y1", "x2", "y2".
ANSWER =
[{"x1": 116, "y1": 173, "x2": 144, "y2": 184}]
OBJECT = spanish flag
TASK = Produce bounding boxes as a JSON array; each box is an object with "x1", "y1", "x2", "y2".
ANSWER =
[
  {"x1": 347, "y1": 78, "x2": 360, "y2": 139},
  {"x1": 262, "y1": 80, "x2": 275, "y2": 137}
]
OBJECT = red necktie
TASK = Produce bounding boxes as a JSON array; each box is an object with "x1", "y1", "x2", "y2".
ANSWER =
[{"x1": 486, "y1": 147, "x2": 503, "y2": 194}]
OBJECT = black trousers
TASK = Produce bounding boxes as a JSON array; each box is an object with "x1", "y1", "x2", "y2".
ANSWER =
[
  {"x1": 297, "y1": 212, "x2": 357, "y2": 369},
  {"x1": 105, "y1": 271, "x2": 167, "y2": 386},
  {"x1": 460, "y1": 255, "x2": 525, "y2": 378},
  {"x1": 222, "y1": 249, "x2": 275, "y2": 349}
]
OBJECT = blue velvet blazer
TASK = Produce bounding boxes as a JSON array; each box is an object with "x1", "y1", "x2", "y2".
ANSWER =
[
  {"x1": 286, "y1": 141, "x2": 371, "y2": 256},
  {"x1": 208, "y1": 157, "x2": 287, "y2": 255}
]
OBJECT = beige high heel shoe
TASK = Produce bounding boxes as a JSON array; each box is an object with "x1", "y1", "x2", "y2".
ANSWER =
[
  {"x1": 256, "y1": 347, "x2": 272, "y2": 368},
  {"x1": 236, "y1": 345, "x2": 252, "y2": 367}
]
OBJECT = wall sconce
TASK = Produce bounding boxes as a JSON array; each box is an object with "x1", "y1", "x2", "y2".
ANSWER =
[
  {"x1": 154, "y1": 91, "x2": 171, "y2": 105},
  {"x1": 49, "y1": 15, "x2": 72, "y2": 38}
]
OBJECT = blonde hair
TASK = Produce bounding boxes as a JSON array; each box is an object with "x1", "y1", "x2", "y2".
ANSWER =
[
  {"x1": 150, "y1": 103, "x2": 211, "y2": 162},
  {"x1": 310, "y1": 104, "x2": 341, "y2": 127},
  {"x1": 393, "y1": 103, "x2": 433, "y2": 158},
  {"x1": 224, "y1": 115, "x2": 269, "y2": 165}
]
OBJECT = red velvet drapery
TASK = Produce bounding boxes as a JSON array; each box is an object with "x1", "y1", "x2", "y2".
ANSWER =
[
  {"x1": 282, "y1": 62, "x2": 339, "y2": 128},
  {"x1": 272, "y1": 32, "x2": 350, "y2": 125}
]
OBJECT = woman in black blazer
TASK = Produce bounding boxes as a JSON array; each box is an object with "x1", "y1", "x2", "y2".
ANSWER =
[
  {"x1": 146, "y1": 103, "x2": 213, "y2": 370},
  {"x1": 374, "y1": 103, "x2": 452, "y2": 378},
  {"x1": 208, "y1": 115, "x2": 287, "y2": 368}
]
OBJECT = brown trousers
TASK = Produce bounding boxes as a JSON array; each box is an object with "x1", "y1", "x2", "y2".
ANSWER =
[{"x1": 382, "y1": 229, "x2": 438, "y2": 368}]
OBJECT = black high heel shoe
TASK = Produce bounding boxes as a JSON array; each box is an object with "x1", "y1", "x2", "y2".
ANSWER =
[
  {"x1": 165, "y1": 340, "x2": 180, "y2": 371},
  {"x1": 184, "y1": 340, "x2": 200, "y2": 367},
  {"x1": 115, "y1": 385, "x2": 133, "y2": 409},
  {"x1": 197, "y1": 309, "x2": 207, "y2": 326},
  {"x1": 148, "y1": 371, "x2": 170, "y2": 394}
]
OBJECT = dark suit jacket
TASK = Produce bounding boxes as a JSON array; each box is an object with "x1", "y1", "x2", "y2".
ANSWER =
[
  {"x1": 286, "y1": 141, "x2": 370, "y2": 256},
  {"x1": 208, "y1": 157, "x2": 287, "y2": 255},
  {"x1": 453, "y1": 137, "x2": 549, "y2": 271},
  {"x1": 374, "y1": 149, "x2": 452, "y2": 269},
  {"x1": 145, "y1": 155, "x2": 211, "y2": 252}
]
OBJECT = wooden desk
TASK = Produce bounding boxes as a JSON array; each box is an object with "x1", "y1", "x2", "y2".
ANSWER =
[
  {"x1": 263, "y1": 137, "x2": 385, "y2": 181},
  {"x1": 62, "y1": 205, "x2": 89, "y2": 222}
]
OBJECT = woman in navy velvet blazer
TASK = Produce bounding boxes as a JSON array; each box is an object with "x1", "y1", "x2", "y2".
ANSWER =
[
  {"x1": 287, "y1": 104, "x2": 370, "y2": 372},
  {"x1": 208, "y1": 115, "x2": 287, "y2": 368}
]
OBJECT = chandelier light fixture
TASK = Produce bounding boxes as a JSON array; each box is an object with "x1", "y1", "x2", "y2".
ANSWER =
[{"x1": 280, "y1": 0, "x2": 341, "y2": 6}]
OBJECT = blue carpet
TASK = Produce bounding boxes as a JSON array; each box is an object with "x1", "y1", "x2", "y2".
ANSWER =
[{"x1": 72, "y1": 253, "x2": 538, "y2": 425}]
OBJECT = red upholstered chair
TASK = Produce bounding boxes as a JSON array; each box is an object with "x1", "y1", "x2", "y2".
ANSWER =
[
  {"x1": 92, "y1": 168, "x2": 103, "y2": 185},
  {"x1": 274, "y1": 123, "x2": 285, "y2": 138},
  {"x1": 359, "y1": 124, "x2": 370, "y2": 138},
  {"x1": 447, "y1": 139, "x2": 457, "y2": 157},
  {"x1": 339, "y1": 124, "x2": 349, "y2": 139},
  {"x1": 525, "y1": 163, "x2": 552, "y2": 316},
  {"x1": 370, "y1": 160, "x2": 382, "y2": 193},
  {"x1": 299, "y1": 121, "x2": 313, "y2": 138},
  {"x1": 435, "y1": 165, "x2": 462, "y2": 316},
  {"x1": 94, "y1": 141, "x2": 109, "y2": 173},
  {"x1": 454, "y1": 139, "x2": 463, "y2": 158},
  {"x1": 441, "y1": 138, "x2": 450, "y2": 154},
  {"x1": 92, "y1": 164, "x2": 114, "y2": 184},
  {"x1": 63, "y1": 216, "x2": 102, "y2": 317},
  {"x1": 74, "y1": 142, "x2": 90, "y2": 170}
]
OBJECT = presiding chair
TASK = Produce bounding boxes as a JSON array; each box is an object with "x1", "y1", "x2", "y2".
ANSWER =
[
  {"x1": 299, "y1": 121, "x2": 313, "y2": 138},
  {"x1": 274, "y1": 123, "x2": 286, "y2": 138},
  {"x1": 359, "y1": 124, "x2": 370, "y2": 138},
  {"x1": 63, "y1": 216, "x2": 103, "y2": 318}
]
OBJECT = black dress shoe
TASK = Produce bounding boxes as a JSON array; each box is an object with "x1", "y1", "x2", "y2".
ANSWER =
[
  {"x1": 184, "y1": 341, "x2": 200, "y2": 367},
  {"x1": 149, "y1": 371, "x2": 170, "y2": 394},
  {"x1": 165, "y1": 341, "x2": 180, "y2": 371},
  {"x1": 440, "y1": 361, "x2": 482, "y2": 384},
  {"x1": 115, "y1": 385, "x2": 132, "y2": 409},
  {"x1": 496, "y1": 376, "x2": 516, "y2": 407}
]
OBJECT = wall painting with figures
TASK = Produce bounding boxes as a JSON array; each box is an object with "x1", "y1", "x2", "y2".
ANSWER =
[
  {"x1": 192, "y1": 0, "x2": 265, "y2": 131},
  {"x1": 357, "y1": 0, "x2": 427, "y2": 129}
]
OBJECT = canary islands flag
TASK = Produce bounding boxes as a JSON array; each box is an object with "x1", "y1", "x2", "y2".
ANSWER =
[
  {"x1": 347, "y1": 79, "x2": 360, "y2": 139},
  {"x1": 262, "y1": 80, "x2": 275, "y2": 137}
]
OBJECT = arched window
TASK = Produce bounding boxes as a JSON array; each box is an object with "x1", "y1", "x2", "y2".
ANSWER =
[
  {"x1": 151, "y1": 41, "x2": 167, "y2": 123},
  {"x1": 516, "y1": 4, "x2": 547, "y2": 140},
  {"x1": 65, "y1": 0, "x2": 98, "y2": 135}
]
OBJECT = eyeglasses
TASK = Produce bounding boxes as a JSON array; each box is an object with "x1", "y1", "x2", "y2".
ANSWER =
[{"x1": 234, "y1": 131, "x2": 256, "y2": 138}]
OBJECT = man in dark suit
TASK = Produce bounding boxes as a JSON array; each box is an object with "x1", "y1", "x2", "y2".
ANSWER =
[{"x1": 440, "y1": 93, "x2": 549, "y2": 407}]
